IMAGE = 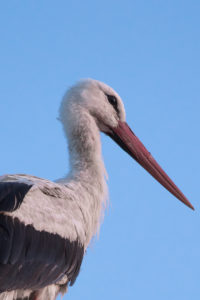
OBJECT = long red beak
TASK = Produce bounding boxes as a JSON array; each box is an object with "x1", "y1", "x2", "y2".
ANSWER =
[{"x1": 107, "y1": 121, "x2": 194, "y2": 210}]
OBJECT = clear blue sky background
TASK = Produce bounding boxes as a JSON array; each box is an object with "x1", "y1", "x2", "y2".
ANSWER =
[{"x1": 0, "y1": 1, "x2": 200, "y2": 299}]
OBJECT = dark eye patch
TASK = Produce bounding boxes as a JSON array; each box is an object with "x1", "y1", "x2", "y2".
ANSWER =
[{"x1": 106, "y1": 94, "x2": 119, "y2": 115}]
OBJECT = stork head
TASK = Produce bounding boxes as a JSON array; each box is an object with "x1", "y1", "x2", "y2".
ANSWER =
[
  {"x1": 60, "y1": 79, "x2": 194, "y2": 210},
  {"x1": 60, "y1": 79, "x2": 126, "y2": 132}
]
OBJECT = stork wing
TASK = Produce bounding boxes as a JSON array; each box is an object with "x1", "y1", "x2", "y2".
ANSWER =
[{"x1": 0, "y1": 175, "x2": 84, "y2": 293}]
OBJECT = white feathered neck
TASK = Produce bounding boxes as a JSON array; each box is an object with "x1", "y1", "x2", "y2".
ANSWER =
[{"x1": 58, "y1": 86, "x2": 108, "y2": 245}]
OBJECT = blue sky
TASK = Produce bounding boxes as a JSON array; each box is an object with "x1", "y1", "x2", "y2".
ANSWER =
[{"x1": 0, "y1": 1, "x2": 200, "y2": 299}]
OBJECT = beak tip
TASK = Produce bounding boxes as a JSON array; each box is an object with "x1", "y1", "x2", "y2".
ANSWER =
[
  {"x1": 190, "y1": 205, "x2": 195, "y2": 211},
  {"x1": 184, "y1": 200, "x2": 195, "y2": 211},
  {"x1": 180, "y1": 196, "x2": 194, "y2": 211}
]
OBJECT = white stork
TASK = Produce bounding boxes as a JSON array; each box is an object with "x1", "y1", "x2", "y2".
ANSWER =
[{"x1": 0, "y1": 79, "x2": 194, "y2": 300}]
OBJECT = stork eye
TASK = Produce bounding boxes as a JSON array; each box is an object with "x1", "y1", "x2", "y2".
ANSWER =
[
  {"x1": 106, "y1": 94, "x2": 119, "y2": 115},
  {"x1": 106, "y1": 94, "x2": 117, "y2": 106}
]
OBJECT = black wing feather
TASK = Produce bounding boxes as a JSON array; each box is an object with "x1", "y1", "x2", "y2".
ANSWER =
[
  {"x1": 0, "y1": 215, "x2": 84, "y2": 291},
  {"x1": 0, "y1": 182, "x2": 32, "y2": 212}
]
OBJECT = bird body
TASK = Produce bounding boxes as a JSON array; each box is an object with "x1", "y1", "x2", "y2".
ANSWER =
[
  {"x1": 0, "y1": 79, "x2": 193, "y2": 300},
  {"x1": 0, "y1": 172, "x2": 105, "y2": 299}
]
